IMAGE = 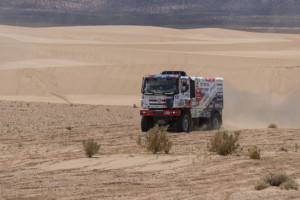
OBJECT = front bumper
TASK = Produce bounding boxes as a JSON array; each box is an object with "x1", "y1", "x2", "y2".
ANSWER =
[{"x1": 140, "y1": 110, "x2": 181, "y2": 117}]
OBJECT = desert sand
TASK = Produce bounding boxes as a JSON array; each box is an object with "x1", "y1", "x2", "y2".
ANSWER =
[
  {"x1": 0, "y1": 25, "x2": 300, "y2": 199},
  {"x1": 0, "y1": 101, "x2": 299, "y2": 199},
  {"x1": 1, "y1": 25, "x2": 300, "y2": 128}
]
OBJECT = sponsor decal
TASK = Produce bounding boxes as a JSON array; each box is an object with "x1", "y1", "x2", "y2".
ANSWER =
[
  {"x1": 216, "y1": 83, "x2": 223, "y2": 87},
  {"x1": 185, "y1": 100, "x2": 190, "y2": 105},
  {"x1": 215, "y1": 103, "x2": 222, "y2": 108},
  {"x1": 203, "y1": 77, "x2": 215, "y2": 82},
  {"x1": 178, "y1": 100, "x2": 184, "y2": 107},
  {"x1": 217, "y1": 92, "x2": 223, "y2": 97},
  {"x1": 200, "y1": 82, "x2": 209, "y2": 87},
  {"x1": 201, "y1": 88, "x2": 208, "y2": 95}
]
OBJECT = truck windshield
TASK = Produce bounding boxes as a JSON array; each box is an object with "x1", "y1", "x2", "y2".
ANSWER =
[{"x1": 143, "y1": 78, "x2": 179, "y2": 94}]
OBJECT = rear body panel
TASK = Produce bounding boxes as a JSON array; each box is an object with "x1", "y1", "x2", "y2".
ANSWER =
[{"x1": 190, "y1": 77, "x2": 223, "y2": 118}]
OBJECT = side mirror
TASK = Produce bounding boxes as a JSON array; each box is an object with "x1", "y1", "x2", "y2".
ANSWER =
[{"x1": 181, "y1": 86, "x2": 186, "y2": 93}]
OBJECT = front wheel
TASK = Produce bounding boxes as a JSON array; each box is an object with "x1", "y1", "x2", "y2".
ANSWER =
[
  {"x1": 177, "y1": 113, "x2": 191, "y2": 133},
  {"x1": 141, "y1": 116, "x2": 154, "y2": 132}
]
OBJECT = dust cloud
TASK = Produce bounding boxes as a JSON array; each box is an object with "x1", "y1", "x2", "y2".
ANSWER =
[{"x1": 223, "y1": 82, "x2": 300, "y2": 129}]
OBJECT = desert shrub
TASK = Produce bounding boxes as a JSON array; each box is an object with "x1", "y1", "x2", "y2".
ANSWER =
[
  {"x1": 281, "y1": 179, "x2": 299, "y2": 190},
  {"x1": 133, "y1": 104, "x2": 137, "y2": 108},
  {"x1": 268, "y1": 123, "x2": 278, "y2": 128},
  {"x1": 208, "y1": 131, "x2": 240, "y2": 155},
  {"x1": 248, "y1": 146, "x2": 261, "y2": 160},
  {"x1": 66, "y1": 126, "x2": 72, "y2": 130},
  {"x1": 106, "y1": 108, "x2": 110, "y2": 112},
  {"x1": 278, "y1": 147, "x2": 288, "y2": 152},
  {"x1": 145, "y1": 125, "x2": 172, "y2": 154},
  {"x1": 137, "y1": 135, "x2": 142, "y2": 146},
  {"x1": 255, "y1": 172, "x2": 298, "y2": 190},
  {"x1": 255, "y1": 179, "x2": 269, "y2": 190},
  {"x1": 82, "y1": 138, "x2": 100, "y2": 158},
  {"x1": 295, "y1": 143, "x2": 299, "y2": 152}
]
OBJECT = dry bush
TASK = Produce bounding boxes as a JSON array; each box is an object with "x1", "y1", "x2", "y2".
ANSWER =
[
  {"x1": 281, "y1": 180, "x2": 299, "y2": 190},
  {"x1": 208, "y1": 131, "x2": 240, "y2": 155},
  {"x1": 268, "y1": 123, "x2": 278, "y2": 128},
  {"x1": 82, "y1": 138, "x2": 100, "y2": 158},
  {"x1": 145, "y1": 125, "x2": 172, "y2": 154},
  {"x1": 255, "y1": 172, "x2": 298, "y2": 190},
  {"x1": 136, "y1": 135, "x2": 142, "y2": 146},
  {"x1": 248, "y1": 146, "x2": 261, "y2": 160},
  {"x1": 255, "y1": 179, "x2": 269, "y2": 190},
  {"x1": 278, "y1": 147, "x2": 288, "y2": 152},
  {"x1": 295, "y1": 143, "x2": 299, "y2": 152}
]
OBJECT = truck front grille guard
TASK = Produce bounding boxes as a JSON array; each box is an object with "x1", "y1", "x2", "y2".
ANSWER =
[{"x1": 140, "y1": 110, "x2": 181, "y2": 117}]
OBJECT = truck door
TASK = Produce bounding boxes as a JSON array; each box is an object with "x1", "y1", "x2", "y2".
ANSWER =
[{"x1": 180, "y1": 78, "x2": 191, "y2": 108}]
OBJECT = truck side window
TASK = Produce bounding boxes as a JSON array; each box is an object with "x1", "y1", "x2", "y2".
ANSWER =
[
  {"x1": 190, "y1": 79, "x2": 195, "y2": 98},
  {"x1": 181, "y1": 80, "x2": 189, "y2": 93}
]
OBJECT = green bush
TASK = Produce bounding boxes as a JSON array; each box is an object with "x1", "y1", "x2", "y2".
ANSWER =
[
  {"x1": 82, "y1": 138, "x2": 100, "y2": 158},
  {"x1": 248, "y1": 146, "x2": 261, "y2": 160},
  {"x1": 255, "y1": 172, "x2": 298, "y2": 190},
  {"x1": 268, "y1": 123, "x2": 278, "y2": 128},
  {"x1": 133, "y1": 104, "x2": 137, "y2": 108},
  {"x1": 145, "y1": 125, "x2": 172, "y2": 154},
  {"x1": 208, "y1": 131, "x2": 240, "y2": 155}
]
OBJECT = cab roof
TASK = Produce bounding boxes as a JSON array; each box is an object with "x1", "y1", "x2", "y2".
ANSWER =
[{"x1": 144, "y1": 74, "x2": 181, "y2": 78}]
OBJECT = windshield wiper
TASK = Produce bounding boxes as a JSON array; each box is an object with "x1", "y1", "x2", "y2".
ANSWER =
[{"x1": 163, "y1": 91, "x2": 174, "y2": 95}]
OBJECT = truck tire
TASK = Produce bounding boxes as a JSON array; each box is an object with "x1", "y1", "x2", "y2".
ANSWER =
[
  {"x1": 210, "y1": 112, "x2": 221, "y2": 130},
  {"x1": 177, "y1": 113, "x2": 191, "y2": 133},
  {"x1": 141, "y1": 116, "x2": 153, "y2": 132}
]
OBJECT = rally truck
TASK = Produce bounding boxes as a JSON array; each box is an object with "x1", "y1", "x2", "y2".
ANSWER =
[{"x1": 140, "y1": 71, "x2": 224, "y2": 132}]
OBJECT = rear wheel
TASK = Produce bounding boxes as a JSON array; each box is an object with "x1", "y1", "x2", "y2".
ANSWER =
[
  {"x1": 141, "y1": 116, "x2": 154, "y2": 132},
  {"x1": 177, "y1": 113, "x2": 191, "y2": 133},
  {"x1": 210, "y1": 112, "x2": 221, "y2": 130}
]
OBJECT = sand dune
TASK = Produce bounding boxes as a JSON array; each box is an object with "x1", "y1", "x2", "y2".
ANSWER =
[{"x1": 0, "y1": 25, "x2": 300, "y2": 128}]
